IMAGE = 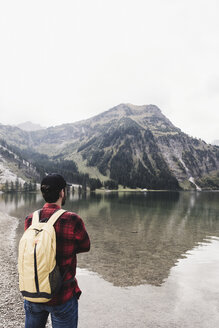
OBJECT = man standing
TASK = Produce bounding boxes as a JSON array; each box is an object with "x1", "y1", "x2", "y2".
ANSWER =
[{"x1": 23, "y1": 173, "x2": 90, "y2": 328}]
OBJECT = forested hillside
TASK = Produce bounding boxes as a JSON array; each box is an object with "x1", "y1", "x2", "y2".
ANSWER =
[{"x1": 0, "y1": 104, "x2": 218, "y2": 190}]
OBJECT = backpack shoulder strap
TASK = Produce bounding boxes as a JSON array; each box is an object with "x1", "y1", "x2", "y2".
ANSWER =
[
  {"x1": 31, "y1": 209, "x2": 66, "y2": 227},
  {"x1": 32, "y1": 210, "x2": 41, "y2": 225},
  {"x1": 47, "y1": 209, "x2": 67, "y2": 226}
]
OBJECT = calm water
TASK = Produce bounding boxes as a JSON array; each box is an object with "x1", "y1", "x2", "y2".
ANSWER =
[{"x1": 0, "y1": 190, "x2": 219, "y2": 288}]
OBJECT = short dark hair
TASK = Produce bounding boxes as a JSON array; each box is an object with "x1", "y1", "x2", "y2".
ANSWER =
[{"x1": 40, "y1": 173, "x2": 66, "y2": 203}]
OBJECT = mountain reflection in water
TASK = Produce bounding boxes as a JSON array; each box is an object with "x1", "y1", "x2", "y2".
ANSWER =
[{"x1": 1, "y1": 191, "x2": 219, "y2": 287}]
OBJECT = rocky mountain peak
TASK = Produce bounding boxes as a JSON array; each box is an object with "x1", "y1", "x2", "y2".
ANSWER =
[
  {"x1": 0, "y1": 103, "x2": 218, "y2": 190},
  {"x1": 16, "y1": 121, "x2": 45, "y2": 132},
  {"x1": 107, "y1": 103, "x2": 162, "y2": 116}
]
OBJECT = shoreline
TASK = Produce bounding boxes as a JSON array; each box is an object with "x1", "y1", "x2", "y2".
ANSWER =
[
  {"x1": 94, "y1": 188, "x2": 219, "y2": 193},
  {"x1": 0, "y1": 212, "x2": 24, "y2": 328},
  {"x1": 0, "y1": 212, "x2": 53, "y2": 328}
]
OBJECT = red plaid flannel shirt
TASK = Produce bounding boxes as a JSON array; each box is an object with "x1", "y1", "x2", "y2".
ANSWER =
[{"x1": 25, "y1": 203, "x2": 90, "y2": 305}]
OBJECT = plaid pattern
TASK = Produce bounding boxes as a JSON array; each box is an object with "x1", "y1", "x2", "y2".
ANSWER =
[{"x1": 24, "y1": 203, "x2": 90, "y2": 305}]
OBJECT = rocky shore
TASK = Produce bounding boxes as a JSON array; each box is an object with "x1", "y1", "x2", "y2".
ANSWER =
[{"x1": 0, "y1": 212, "x2": 24, "y2": 328}]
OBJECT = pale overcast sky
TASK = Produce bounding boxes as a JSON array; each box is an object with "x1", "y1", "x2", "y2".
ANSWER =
[{"x1": 0, "y1": 0, "x2": 218, "y2": 143}]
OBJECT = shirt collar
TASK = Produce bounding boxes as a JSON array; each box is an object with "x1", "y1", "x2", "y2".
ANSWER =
[{"x1": 43, "y1": 203, "x2": 61, "y2": 209}]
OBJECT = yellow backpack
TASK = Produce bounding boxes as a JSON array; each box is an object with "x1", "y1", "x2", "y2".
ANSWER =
[{"x1": 18, "y1": 209, "x2": 66, "y2": 303}]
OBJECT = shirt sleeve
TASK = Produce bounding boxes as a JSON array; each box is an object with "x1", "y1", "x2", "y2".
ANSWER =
[
  {"x1": 24, "y1": 216, "x2": 32, "y2": 230},
  {"x1": 73, "y1": 216, "x2": 91, "y2": 254}
]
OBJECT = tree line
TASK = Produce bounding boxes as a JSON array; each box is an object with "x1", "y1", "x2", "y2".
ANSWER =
[
  {"x1": 0, "y1": 138, "x2": 120, "y2": 191},
  {"x1": 2, "y1": 179, "x2": 37, "y2": 193}
]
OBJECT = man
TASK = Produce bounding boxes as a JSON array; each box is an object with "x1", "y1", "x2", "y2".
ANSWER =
[{"x1": 24, "y1": 173, "x2": 90, "y2": 328}]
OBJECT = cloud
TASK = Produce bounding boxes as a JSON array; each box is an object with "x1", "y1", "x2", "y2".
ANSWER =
[{"x1": 0, "y1": 0, "x2": 218, "y2": 142}]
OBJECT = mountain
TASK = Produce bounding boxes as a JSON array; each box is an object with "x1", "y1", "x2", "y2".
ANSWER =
[
  {"x1": 0, "y1": 139, "x2": 40, "y2": 188},
  {"x1": 16, "y1": 121, "x2": 45, "y2": 132},
  {"x1": 0, "y1": 104, "x2": 218, "y2": 190}
]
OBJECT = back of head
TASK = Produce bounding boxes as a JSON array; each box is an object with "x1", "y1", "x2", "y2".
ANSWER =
[{"x1": 41, "y1": 173, "x2": 66, "y2": 203}]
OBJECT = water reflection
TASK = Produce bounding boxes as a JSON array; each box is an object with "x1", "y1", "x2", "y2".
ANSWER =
[
  {"x1": 76, "y1": 192, "x2": 219, "y2": 286},
  {"x1": 1, "y1": 191, "x2": 219, "y2": 287}
]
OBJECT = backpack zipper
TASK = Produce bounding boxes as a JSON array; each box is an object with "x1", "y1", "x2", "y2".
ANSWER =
[{"x1": 34, "y1": 243, "x2": 39, "y2": 293}]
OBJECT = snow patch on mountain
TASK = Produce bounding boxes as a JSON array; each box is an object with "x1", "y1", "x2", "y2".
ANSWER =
[
  {"x1": 0, "y1": 159, "x2": 25, "y2": 184},
  {"x1": 179, "y1": 158, "x2": 202, "y2": 191},
  {"x1": 189, "y1": 177, "x2": 202, "y2": 191}
]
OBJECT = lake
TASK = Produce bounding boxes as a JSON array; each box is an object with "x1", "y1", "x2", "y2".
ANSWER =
[{"x1": 1, "y1": 190, "x2": 219, "y2": 327}]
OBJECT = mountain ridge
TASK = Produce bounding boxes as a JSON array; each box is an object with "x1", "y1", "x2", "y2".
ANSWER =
[
  {"x1": 0, "y1": 104, "x2": 218, "y2": 190},
  {"x1": 16, "y1": 121, "x2": 45, "y2": 131}
]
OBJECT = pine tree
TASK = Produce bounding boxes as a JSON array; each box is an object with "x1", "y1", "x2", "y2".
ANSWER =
[
  {"x1": 4, "y1": 180, "x2": 9, "y2": 193},
  {"x1": 33, "y1": 181, "x2": 37, "y2": 191},
  {"x1": 28, "y1": 181, "x2": 33, "y2": 191},
  {"x1": 10, "y1": 181, "x2": 15, "y2": 192},
  {"x1": 15, "y1": 178, "x2": 19, "y2": 192},
  {"x1": 23, "y1": 182, "x2": 28, "y2": 192}
]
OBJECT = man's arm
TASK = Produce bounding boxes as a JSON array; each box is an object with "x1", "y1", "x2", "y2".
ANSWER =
[{"x1": 73, "y1": 216, "x2": 90, "y2": 254}]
